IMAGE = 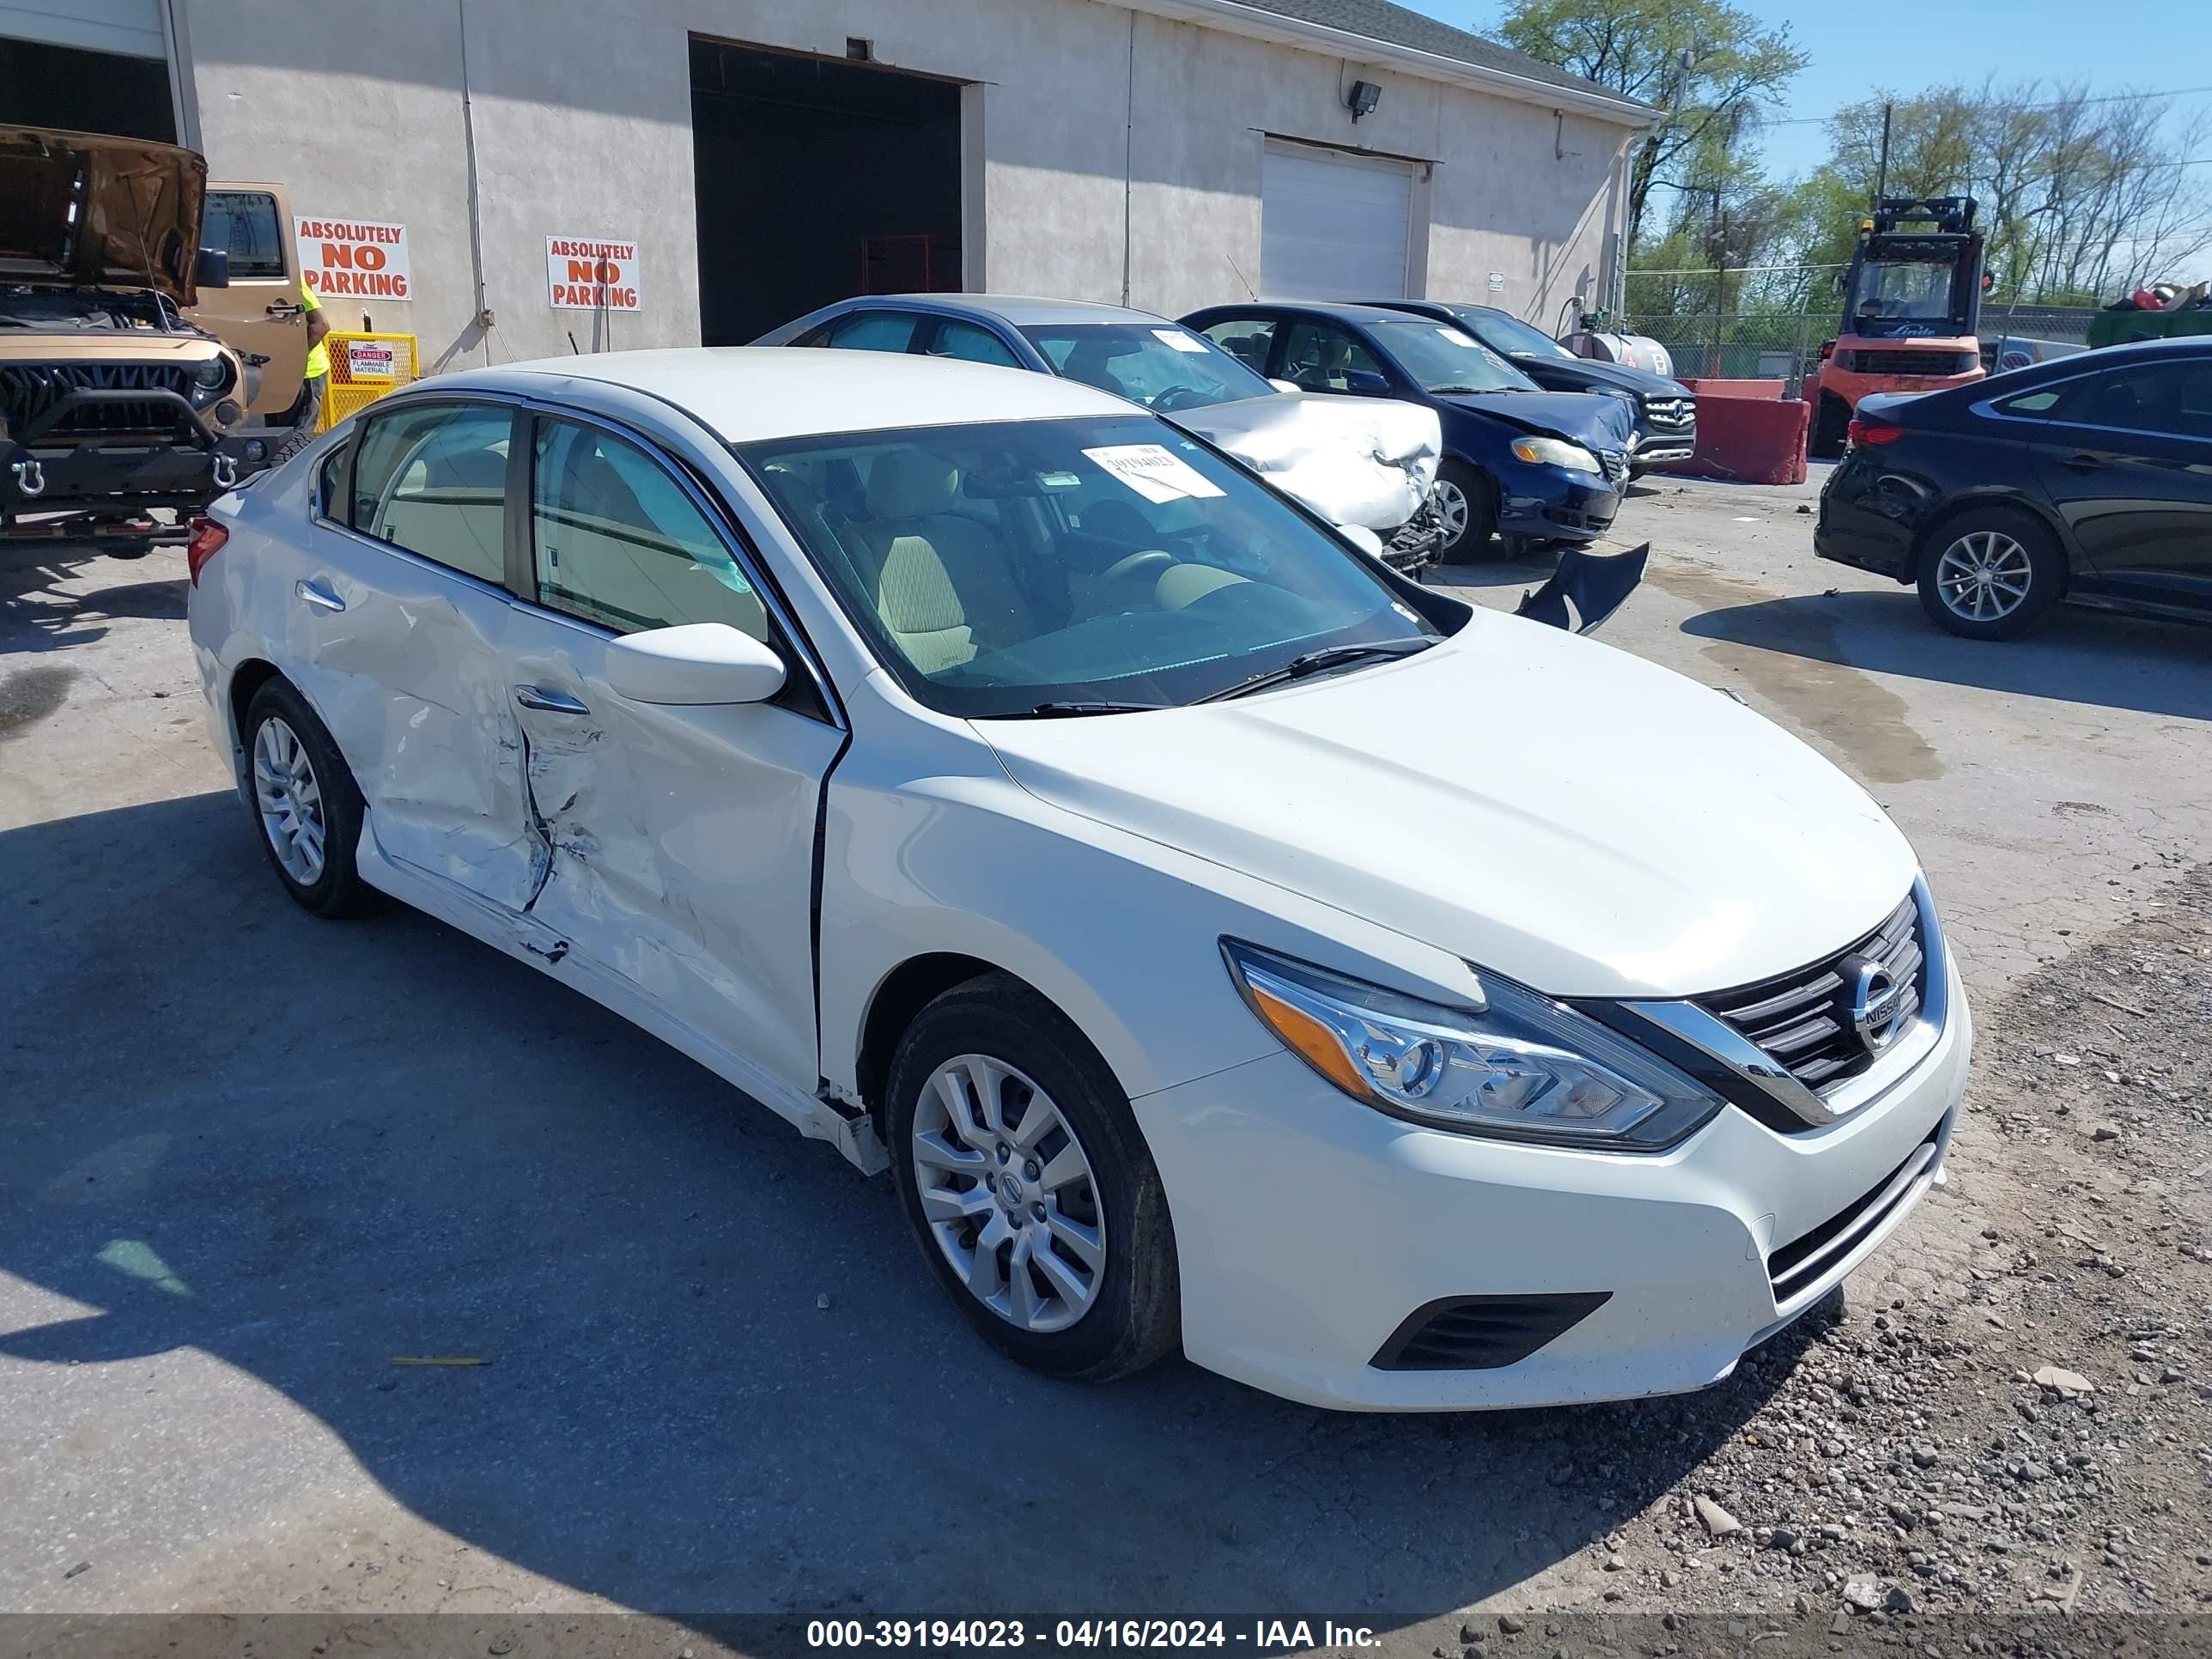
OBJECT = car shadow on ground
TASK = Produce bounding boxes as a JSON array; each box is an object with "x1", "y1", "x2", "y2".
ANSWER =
[
  {"x1": 0, "y1": 790, "x2": 1827, "y2": 1622},
  {"x1": 1675, "y1": 586, "x2": 2212, "y2": 722},
  {"x1": 2, "y1": 541, "x2": 185, "y2": 655}
]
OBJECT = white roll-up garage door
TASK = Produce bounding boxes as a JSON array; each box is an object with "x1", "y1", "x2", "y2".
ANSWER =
[
  {"x1": 1260, "y1": 140, "x2": 1413, "y2": 300},
  {"x1": 0, "y1": 0, "x2": 163, "y2": 57}
]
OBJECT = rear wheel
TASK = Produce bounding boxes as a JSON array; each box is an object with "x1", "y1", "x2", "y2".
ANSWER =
[
  {"x1": 1432, "y1": 460, "x2": 1502, "y2": 563},
  {"x1": 242, "y1": 678, "x2": 379, "y2": 917},
  {"x1": 1916, "y1": 509, "x2": 2063, "y2": 640},
  {"x1": 1808, "y1": 392, "x2": 1850, "y2": 460},
  {"x1": 887, "y1": 974, "x2": 1179, "y2": 1382}
]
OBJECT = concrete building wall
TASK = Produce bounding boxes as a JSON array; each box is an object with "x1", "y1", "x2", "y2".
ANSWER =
[{"x1": 171, "y1": 0, "x2": 1635, "y2": 374}]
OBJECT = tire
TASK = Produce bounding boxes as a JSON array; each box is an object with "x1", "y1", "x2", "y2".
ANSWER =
[
  {"x1": 267, "y1": 419, "x2": 317, "y2": 467},
  {"x1": 241, "y1": 678, "x2": 379, "y2": 918},
  {"x1": 1808, "y1": 392, "x2": 1850, "y2": 460},
  {"x1": 1915, "y1": 508, "x2": 2064, "y2": 641},
  {"x1": 1432, "y1": 460, "x2": 1503, "y2": 563},
  {"x1": 886, "y1": 973, "x2": 1180, "y2": 1382}
]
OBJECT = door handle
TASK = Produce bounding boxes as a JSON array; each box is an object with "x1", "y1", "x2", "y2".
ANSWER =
[
  {"x1": 265, "y1": 301, "x2": 306, "y2": 319},
  {"x1": 295, "y1": 578, "x2": 345, "y2": 613},
  {"x1": 514, "y1": 685, "x2": 591, "y2": 715},
  {"x1": 2063, "y1": 452, "x2": 2108, "y2": 471}
]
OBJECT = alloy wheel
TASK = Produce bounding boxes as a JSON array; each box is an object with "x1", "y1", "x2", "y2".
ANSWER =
[
  {"x1": 1432, "y1": 478, "x2": 1470, "y2": 549},
  {"x1": 911, "y1": 1053, "x2": 1107, "y2": 1334},
  {"x1": 1934, "y1": 530, "x2": 2033, "y2": 623},
  {"x1": 252, "y1": 716, "x2": 326, "y2": 885}
]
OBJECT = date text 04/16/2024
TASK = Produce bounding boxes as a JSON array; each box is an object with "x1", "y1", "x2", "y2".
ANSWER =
[{"x1": 805, "y1": 1621, "x2": 1382, "y2": 1650}]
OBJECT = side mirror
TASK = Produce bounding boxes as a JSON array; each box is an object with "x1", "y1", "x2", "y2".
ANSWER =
[
  {"x1": 606, "y1": 623, "x2": 786, "y2": 705},
  {"x1": 1334, "y1": 524, "x2": 1386, "y2": 560},
  {"x1": 194, "y1": 246, "x2": 230, "y2": 290},
  {"x1": 1268, "y1": 378, "x2": 1301, "y2": 396},
  {"x1": 1342, "y1": 369, "x2": 1390, "y2": 395}
]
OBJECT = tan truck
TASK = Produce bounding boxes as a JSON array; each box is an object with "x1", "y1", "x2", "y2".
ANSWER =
[
  {"x1": 0, "y1": 128, "x2": 273, "y2": 549},
  {"x1": 194, "y1": 180, "x2": 313, "y2": 426}
]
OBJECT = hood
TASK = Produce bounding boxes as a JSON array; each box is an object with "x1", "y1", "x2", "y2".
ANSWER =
[
  {"x1": 1519, "y1": 354, "x2": 1688, "y2": 400},
  {"x1": 1440, "y1": 388, "x2": 1636, "y2": 453},
  {"x1": 977, "y1": 611, "x2": 1917, "y2": 999},
  {"x1": 1173, "y1": 392, "x2": 1441, "y2": 532},
  {"x1": 0, "y1": 128, "x2": 208, "y2": 301}
]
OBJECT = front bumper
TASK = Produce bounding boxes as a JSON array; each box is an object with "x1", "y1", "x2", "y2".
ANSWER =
[
  {"x1": 1498, "y1": 466, "x2": 1621, "y2": 543},
  {"x1": 0, "y1": 386, "x2": 267, "y2": 520},
  {"x1": 1630, "y1": 424, "x2": 1697, "y2": 471},
  {"x1": 1133, "y1": 952, "x2": 1970, "y2": 1411}
]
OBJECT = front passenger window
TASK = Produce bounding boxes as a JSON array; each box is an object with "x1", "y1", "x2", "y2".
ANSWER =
[
  {"x1": 530, "y1": 420, "x2": 769, "y2": 641},
  {"x1": 1279, "y1": 323, "x2": 1384, "y2": 393},
  {"x1": 350, "y1": 403, "x2": 513, "y2": 584}
]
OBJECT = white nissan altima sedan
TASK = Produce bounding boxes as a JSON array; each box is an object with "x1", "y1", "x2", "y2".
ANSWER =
[{"x1": 185, "y1": 348, "x2": 1970, "y2": 1411}]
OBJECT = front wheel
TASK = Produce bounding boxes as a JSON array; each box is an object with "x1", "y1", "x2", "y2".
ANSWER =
[
  {"x1": 887, "y1": 974, "x2": 1180, "y2": 1382},
  {"x1": 1431, "y1": 460, "x2": 1502, "y2": 563},
  {"x1": 1916, "y1": 509, "x2": 2063, "y2": 640}
]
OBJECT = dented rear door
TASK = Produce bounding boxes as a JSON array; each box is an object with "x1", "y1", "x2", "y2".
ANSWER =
[
  {"x1": 498, "y1": 414, "x2": 840, "y2": 1095},
  {"x1": 289, "y1": 400, "x2": 540, "y2": 910}
]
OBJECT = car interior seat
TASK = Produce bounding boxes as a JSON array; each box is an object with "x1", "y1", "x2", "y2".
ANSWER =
[{"x1": 855, "y1": 451, "x2": 1036, "y2": 675}]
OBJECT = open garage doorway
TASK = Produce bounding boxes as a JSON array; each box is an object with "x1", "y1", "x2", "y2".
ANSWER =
[
  {"x1": 0, "y1": 36, "x2": 176, "y2": 142},
  {"x1": 690, "y1": 38, "x2": 963, "y2": 345}
]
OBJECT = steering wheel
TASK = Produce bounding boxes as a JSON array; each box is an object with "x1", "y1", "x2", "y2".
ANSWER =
[
  {"x1": 1085, "y1": 548, "x2": 1177, "y2": 615},
  {"x1": 1148, "y1": 385, "x2": 1203, "y2": 413}
]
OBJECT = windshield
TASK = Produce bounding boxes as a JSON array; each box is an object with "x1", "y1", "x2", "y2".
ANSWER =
[
  {"x1": 738, "y1": 414, "x2": 1438, "y2": 718},
  {"x1": 1021, "y1": 323, "x2": 1277, "y2": 413},
  {"x1": 1850, "y1": 258, "x2": 1963, "y2": 327},
  {"x1": 1367, "y1": 320, "x2": 1539, "y2": 393},
  {"x1": 1454, "y1": 307, "x2": 1577, "y2": 362}
]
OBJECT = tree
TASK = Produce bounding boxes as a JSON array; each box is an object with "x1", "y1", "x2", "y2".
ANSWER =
[{"x1": 1492, "y1": 0, "x2": 1808, "y2": 250}]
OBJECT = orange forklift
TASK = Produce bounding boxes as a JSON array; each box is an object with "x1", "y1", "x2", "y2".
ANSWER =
[{"x1": 1805, "y1": 197, "x2": 1986, "y2": 458}]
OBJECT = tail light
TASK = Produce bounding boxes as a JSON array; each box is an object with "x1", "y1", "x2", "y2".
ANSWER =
[
  {"x1": 185, "y1": 516, "x2": 228, "y2": 586},
  {"x1": 1847, "y1": 419, "x2": 1905, "y2": 448}
]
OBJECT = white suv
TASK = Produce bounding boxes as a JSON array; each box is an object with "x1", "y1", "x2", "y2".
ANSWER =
[{"x1": 185, "y1": 349, "x2": 1970, "y2": 1410}]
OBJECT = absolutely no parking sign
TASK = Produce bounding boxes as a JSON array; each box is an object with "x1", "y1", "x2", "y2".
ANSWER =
[{"x1": 546, "y1": 236, "x2": 641, "y2": 311}]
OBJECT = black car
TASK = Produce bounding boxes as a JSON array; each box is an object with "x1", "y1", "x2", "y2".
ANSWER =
[
  {"x1": 1181, "y1": 301, "x2": 1635, "y2": 561},
  {"x1": 1369, "y1": 300, "x2": 1697, "y2": 476},
  {"x1": 1815, "y1": 337, "x2": 2212, "y2": 639}
]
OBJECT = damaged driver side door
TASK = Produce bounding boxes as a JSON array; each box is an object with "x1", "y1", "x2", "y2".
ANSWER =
[{"x1": 497, "y1": 411, "x2": 842, "y2": 1098}]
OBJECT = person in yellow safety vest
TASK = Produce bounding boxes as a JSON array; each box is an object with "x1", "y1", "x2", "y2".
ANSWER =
[{"x1": 270, "y1": 276, "x2": 332, "y2": 464}]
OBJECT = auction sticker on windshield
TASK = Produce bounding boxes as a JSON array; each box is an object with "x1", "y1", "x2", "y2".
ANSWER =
[
  {"x1": 1083, "y1": 444, "x2": 1226, "y2": 504},
  {"x1": 1152, "y1": 328, "x2": 1209, "y2": 353}
]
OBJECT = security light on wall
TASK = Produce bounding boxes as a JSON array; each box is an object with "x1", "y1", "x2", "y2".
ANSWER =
[{"x1": 1346, "y1": 80, "x2": 1382, "y2": 122}]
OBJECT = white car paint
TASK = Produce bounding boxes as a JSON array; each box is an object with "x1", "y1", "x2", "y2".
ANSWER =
[
  {"x1": 1175, "y1": 389, "x2": 1439, "y2": 546},
  {"x1": 189, "y1": 349, "x2": 1970, "y2": 1410}
]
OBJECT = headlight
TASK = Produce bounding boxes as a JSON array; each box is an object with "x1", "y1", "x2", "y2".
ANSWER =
[
  {"x1": 1510, "y1": 435, "x2": 1601, "y2": 473},
  {"x1": 1221, "y1": 940, "x2": 1722, "y2": 1151},
  {"x1": 191, "y1": 359, "x2": 229, "y2": 389}
]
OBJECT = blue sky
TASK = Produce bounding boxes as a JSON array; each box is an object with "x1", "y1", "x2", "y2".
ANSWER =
[{"x1": 1416, "y1": 1, "x2": 2212, "y2": 180}]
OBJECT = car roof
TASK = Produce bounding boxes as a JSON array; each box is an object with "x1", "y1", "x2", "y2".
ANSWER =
[
  {"x1": 1194, "y1": 300, "x2": 1436, "y2": 326},
  {"x1": 440, "y1": 348, "x2": 1133, "y2": 443},
  {"x1": 852, "y1": 293, "x2": 1174, "y2": 327}
]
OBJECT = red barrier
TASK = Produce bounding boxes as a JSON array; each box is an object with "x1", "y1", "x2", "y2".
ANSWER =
[
  {"x1": 1676, "y1": 377, "x2": 1784, "y2": 400},
  {"x1": 1662, "y1": 396, "x2": 1810, "y2": 485}
]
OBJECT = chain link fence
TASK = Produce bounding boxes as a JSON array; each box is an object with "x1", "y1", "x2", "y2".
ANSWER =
[{"x1": 1612, "y1": 304, "x2": 2104, "y2": 395}]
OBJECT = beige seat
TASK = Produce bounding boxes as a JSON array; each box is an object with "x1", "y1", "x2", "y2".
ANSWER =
[{"x1": 855, "y1": 451, "x2": 1036, "y2": 675}]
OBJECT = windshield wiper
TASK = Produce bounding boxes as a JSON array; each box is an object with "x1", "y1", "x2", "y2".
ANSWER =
[
  {"x1": 1197, "y1": 638, "x2": 1431, "y2": 704},
  {"x1": 1012, "y1": 699, "x2": 1172, "y2": 718}
]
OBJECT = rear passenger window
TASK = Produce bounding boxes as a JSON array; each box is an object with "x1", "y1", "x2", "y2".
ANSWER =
[
  {"x1": 529, "y1": 419, "x2": 769, "y2": 641},
  {"x1": 925, "y1": 319, "x2": 1021, "y2": 368},
  {"x1": 350, "y1": 404, "x2": 512, "y2": 584},
  {"x1": 1200, "y1": 318, "x2": 1278, "y2": 374},
  {"x1": 827, "y1": 311, "x2": 920, "y2": 353}
]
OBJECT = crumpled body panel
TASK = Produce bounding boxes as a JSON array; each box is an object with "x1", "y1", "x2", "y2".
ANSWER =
[{"x1": 1177, "y1": 392, "x2": 1441, "y2": 533}]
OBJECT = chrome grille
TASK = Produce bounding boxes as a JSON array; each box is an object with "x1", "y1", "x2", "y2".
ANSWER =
[
  {"x1": 1599, "y1": 449, "x2": 1629, "y2": 486},
  {"x1": 1695, "y1": 894, "x2": 1924, "y2": 1092},
  {"x1": 0, "y1": 362, "x2": 197, "y2": 437},
  {"x1": 1642, "y1": 396, "x2": 1694, "y2": 429}
]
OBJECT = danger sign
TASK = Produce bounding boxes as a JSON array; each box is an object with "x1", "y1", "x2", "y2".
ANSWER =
[
  {"x1": 546, "y1": 236, "x2": 640, "y2": 311},
  {"x1": 345, "y1": 339, "x2": 397, "y2": 380},
  {"x1": 297, "y1": 217, "x2": 411, "y2": 301}
]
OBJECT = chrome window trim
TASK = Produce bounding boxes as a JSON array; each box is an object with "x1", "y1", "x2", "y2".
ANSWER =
[{"x1": 1622, "y1": 876, "x2": 1949, "y2": 1131}]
